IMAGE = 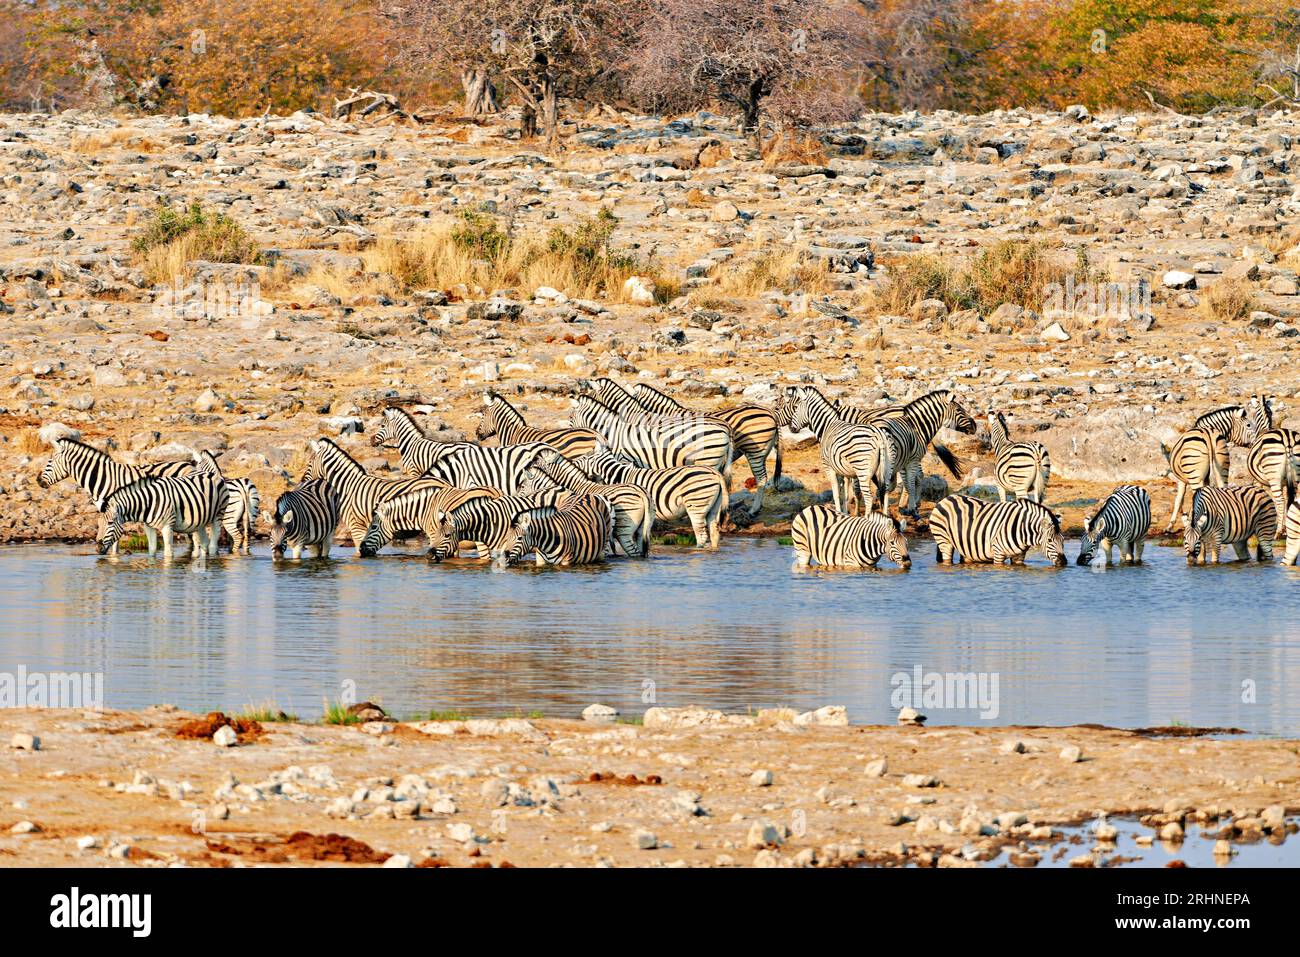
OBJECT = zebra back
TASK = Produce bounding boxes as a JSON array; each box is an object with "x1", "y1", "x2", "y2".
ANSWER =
[{"x1": 931, "y1": 495, "x2": 1065, "y2": 566}]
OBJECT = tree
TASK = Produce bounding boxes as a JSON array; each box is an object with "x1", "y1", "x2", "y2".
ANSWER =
[{"x1": 624, "y1": 0, "x2": 864, "y2": 143}]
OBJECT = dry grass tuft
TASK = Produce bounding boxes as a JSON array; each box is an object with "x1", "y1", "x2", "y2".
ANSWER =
[
  {"x1": 71, "y1": 128, "x2": 163, "y2": 153},
  {"x1": 132, "y1": 202, "x2": 262, "y2": 285},
  {"x1": 14, "y1": 430, "x2": 44, "y2": 455},
  {"x1": 761, "y1": 129, "x2": 828, "y2": 167},
  {"x1": 711, "y1": 244, "x2": 832, "y2": 298},
  {"x1": 1201, "y1": 278, "x2": 1257, "y2": 322}
]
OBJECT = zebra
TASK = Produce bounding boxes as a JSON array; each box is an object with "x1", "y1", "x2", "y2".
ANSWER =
[
  {"x1": 359, "y1": 484, "x2": 498, "y2": 558},
  {"x1": 98, "y1": 472, "x2": 227, "y2": 559},
  {"x1": 1077, "y1": 485, "x2": 1151, "y2": 567},
  {"x1": 1194, "y1": 395, "x2": 1273, "y2": 450},
  {"x1": 777, "y1": 385, "x2": 896, "y2": 515},
  {"x1": 831, "y1": 389, "x2": 976, "y2": 518},
  {"x1": 986, "y1": 410, "x2": 1051, "y2": 503},
  {"x1": 475, "y1": 391, "x2": 602, "y2": 459},
  {"x1": 631, "y1": 382, "x2": 781, "y2": 516},
  {"x1": 301, "y1": 438, "x2": 451, "y2": 553},
  {"x1": 1282, "y1": 500, "x2": 1300, "y2": 566},
  {"x1": 499, "y1": 494, "x2": 614, "y2": 568},
  {"x1": 262, "y1": 479, "x2": 340, "y2": 559},
  {"x1": 370, "y1": 407, "x2": 467, "y2": 477},
  {"x1": 422, "y1": 441, "x2": 552, "y2": 495},
  {"x1": 191, "y1": 451, "x2": 260, "y2": 554},
  {"x1": 930, "y1": 495, "x2": 1067, "y2": 566},
  {"x1": 426, "y1": 492, "x2": 568, "y2": 562},
  {"x1": 1246, "y1": 427, "x2": 1300, "y2": 537},
  {"x1": 569, "y1": 394, "x2": 734, "y2": 475},
  {"x1": 1183, "y1": 485, "x2": 1277, "y2": 564},
  {"x1": 1160, "y1": 428, "x2": 1229, "y2": 532},
  {"x1": 576, "y1": 449, "x2": 727, "y2": 549},
  {"x1": 790, "y1": 504, "x2": 911, "y2": 569},
  {"x1": 517, "y1": 448, "x2": 653, "y2": 557}
]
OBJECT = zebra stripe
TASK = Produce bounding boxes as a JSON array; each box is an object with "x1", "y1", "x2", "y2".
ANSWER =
[
  {"x1": 38, "y1": 438, "x2": 192, "y2": 508},
  {"x1": 576, "y1": 449, "x2": 726, "y2": 549},
  {"x1": 1077, "y1": 485, "x2": 1151, "y2": 566},
  {"x1": 1161, "y1": 428, "x2": 1229, "y2": 531},
  {"x1": 475, "y1": 391, "x2": 602, "y2": 459},
  {"x1": 930, "y1": 495, "x2": 1067, "y2": 566},
  {"x1": 360, "y1": 484, "x2": 498, "y2": 557},
  {"x1": 1246, "y1": 427, "x2": 1300, "y2": 534},
  {"x1": 98, "y1": 472, "x2": 227, "y2": 559},
  {"x1": 632, "y1": 382, "x2": 781, "y2": 515},
  {"x1": 987, "y1": 410, "x2": 1051, "y2": 504},
  {"x1": 500, "y1": 493, "x2": 614, "y2": 567},
  {"x1": 263, "y1": 479, "x2": 340, "y2": 559},
  {"x1": 779, "y1": 386, "x2": 895, "y2": 515},
  {"x1": 371, "y1": 407, "x2": 469, "y2": 477},
  {"x1": 191, "y1": 451, "x2": 260, "y2": 554},
  {"x1": 1282, "y1": 500, "x2": 1300, "y2": 566},
  {"x1": 569, "y1": 394, "x2": 734, "y2": 474},
  {"x1": 1184, "y1": 485, "x2": 1277, "y2": 564},
  {"x1": 425, "y1": 492, "x2": 567, "y2": 562},
  {"x1": 791, "y1": 504, "x2": 911, "y2": 569},
  {"x1": 423, "y1": 441, "x2": 552, "y2": 495},
  {"x1": 519, "y1": 448, "x2": 653, "y2": 557},
  {"x1": 302, "y1": 438, "x2": 450, "y2": 553},
  {"x1": 1194, "y1": 394, "x2": 1272, "y2": 449}
]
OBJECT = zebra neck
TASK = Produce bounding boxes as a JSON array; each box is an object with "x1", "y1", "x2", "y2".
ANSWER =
[{"x1": 803, "y1": 395, "x2": 840, "y2": 438}]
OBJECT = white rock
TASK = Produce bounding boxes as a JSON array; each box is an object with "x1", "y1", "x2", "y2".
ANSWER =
[
  {"x1": 383, "y1": 854, "x2": 413, "y2": 868},
  {"x1": 1041, "y1": 322, "x2": 1071, "y2": 342},
  {"x1": 212, "y1": 725, "x2": 238, "y2": 747},
  {"x1": 1060, "y1": 745, "x2": 1083, "y2": 763},
  {"x1": 634, "y1": 830, "x2": 658, "y2": 849},
  {"x1": 10, "y1": 733, "x2": 40, "y2": 751},
  {"x1": 581, "y1": 703, "x2": 619, "y2": 722},
  {"x1": 1162, "y1": 270, "x2": 1197, "y2": 289},
  {"x1": 749, "y1": 769, "x2": 774, "y2": 787},
  {"x1": 864, "y1": 758, "x2": 888, "y2": 778},
  {"x1": 623, "y1": 276, "x2": 658, "y2": 306},
  {"x1": 747, "y1": 820, "x2": 784, "y2": 849}
]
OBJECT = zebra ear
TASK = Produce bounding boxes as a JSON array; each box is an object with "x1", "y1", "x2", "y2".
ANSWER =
[
  {"x1": 282, "y1": 509, "x2": 294, "y2": 525},
  {"x1": 259, "y1": 509, "x2": 273, "y2": 525}
]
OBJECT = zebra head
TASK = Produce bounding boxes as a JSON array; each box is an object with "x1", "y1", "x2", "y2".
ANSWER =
[
  {"x1": 475, "y1": 392, "x2": 500, "y2": 442},
  {"x1": 881, "y1": 514, "x2": 911, "y2": 569},
  {"x1": 1031, "y1": 505, "x2": 1067, "y2": 567},
  {"x1": 37, "y1": 439, "x2": 73, "y2": 488},
  {"x1": 517, "y1": 466, "x2": 556, "y2": 497},
  {"x1": 371, "y1": 409, "x2": 401, "y2": 448},
  {"x1": 774, "y1": 387, "x2": 802, "y2": 428},
  {"x1": 498, "y1": 513, "x2": 534, "y2": 568},
  {"x1": 96, "y1": 504, "x2": 125, "y2": 555},
  {"x1": 426, "y1": 508, "x2": 460, "y2": 563},
  {"x1": 1077, "y1": 511, "x2": 1102, "y2": 566},
  {"x1": 943, "y1": 395, "x2": 978, "y2": 435},
  {"x1": 301, "y1": 441, "x2": 325, "y2": 482},
  {"x1": 359, "y1": 505, "x2": 394, "y2": 558},
  {"x1": 1248, "y1": 394, "x2": 1274, "y2": 437},
  {"x1": 263, "y1": 507, "x2": 290, "y2": 557},
  {"x1": 1182, "y1": 511, "x2": 1212, "y2": 565}
]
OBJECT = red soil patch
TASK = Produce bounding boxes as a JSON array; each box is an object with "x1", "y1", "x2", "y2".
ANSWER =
[
  {"x1": 586, "y1": 772, "x2": 662, "y2": 786},
  {"x1": 206, "y1": 831, "x2": 390, "y2": 865},
  {"x1": 175, "y1": 711, "x2": 264, "y2": 743}
]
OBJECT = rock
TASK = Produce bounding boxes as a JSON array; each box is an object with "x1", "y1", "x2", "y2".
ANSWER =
[
  {"x1": 1060, "y1": 745, "x2": 1083, "y2": 763},
  {"x1": 194, "y1": 388, "x2": 223, "y2": 413},
  {"x1": 76, "y1": 835, "x2": 100, "y2": 850},
  {"x1": 710, "y1": 201, "x2": 739, "y2": 222},
  {"x1": 466, "y1": 298, "x2": 524, "y2": 321},
  {"x1": 212, "y1": 725, "x2": 238, "y2": 747},
  {"x1": 864, "y1": 758, "x2": 888, "y2": 778},
  {"x1": 37, "y1": 423, "x2": 80, "y2": 446},
  {"x1": 914, "y1": 298, "x2": 948, "y2": 321},
  {"x1": 383, "y1": 854, "x2": 413, "y2": 868},
  {"x1": 747, "y1": 820, "x2": 784, "y2": 848},
  {"x1": 634, "y1": 830, "x2": 658, "y2": 849},
  {"x1": 897, "y1": 707, "x2": 926, "y2": 726},
  {"x1": 903, "y1": 774, "x2": 940, "y2": 788},
  {"x1": 10, "y1": 733, "x2": 40, "y2": 751},
  {"x1": 750, "y1": 769, "x2": 773, "y2": 787},
  {"x1": 10, "y1": 821, "x2": 39, "y2": 834},
  {"x1": 794, "y1": 705, "x2": 848, "y2": 726},
  {"x1": 1041, "y1": 322, "x2": 1071, "y2": 342},
  {"x1": 623, "y1": 276, "x2": 658, "y2": 306},
  {"x1": 581, "y1": 703, "x2": 619, "y2": 722},
  {"x1": 1162, "y1": 270, "x2": 1197, "y2": 289}
]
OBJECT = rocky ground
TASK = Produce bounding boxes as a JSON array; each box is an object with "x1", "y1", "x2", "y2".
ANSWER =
[
  {"x1": 1, "y1": 705, "x2": 1295, "y2": 868},
  {"x1": 2, "y1": 104, "x2": 1299, "y2": 542}
]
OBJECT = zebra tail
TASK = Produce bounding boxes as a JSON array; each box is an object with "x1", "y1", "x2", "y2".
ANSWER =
[
  {"x1": 773, "y1": 434, "x2": 783, "y2": 482},
  {"x1": 933, "y1": 442, "x2": 965, "y2": 480},
  {"x1": 640, "y1": 506, "x2": 654, "y2": 557}
]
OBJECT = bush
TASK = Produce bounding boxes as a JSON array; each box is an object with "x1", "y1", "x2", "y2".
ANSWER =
[
  {"x1": 1202, "y1": 279, "x2": 1257, "y2": 322},
  {"x1": 132, "y1": 202, "x2": 261, "y2": 283}
]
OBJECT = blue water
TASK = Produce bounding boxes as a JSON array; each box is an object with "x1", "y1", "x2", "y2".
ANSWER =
[{"x1": 0, "y1": 538, "x2": 1297, "y2": 732}]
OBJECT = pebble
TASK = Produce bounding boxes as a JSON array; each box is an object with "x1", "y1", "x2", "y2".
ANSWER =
[
  {"x1": 212, "y1": 725, "x2": 238, "y2": 747},
  {"x1": 749, "y1": 769, "x2": 773, "y2": 787},
  {"x1": 634, "y1": 830, "x2": 659, "y2": 850},
  {"x1": 10, "y1": 733, "x2": 40, "y2": 751}
]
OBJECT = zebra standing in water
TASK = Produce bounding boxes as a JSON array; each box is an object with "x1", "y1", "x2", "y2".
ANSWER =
[
  {"x1": 425, "y1": 491, "x2": 569, "y2": 562},
  {"x1": 776, "y1": 386, "x2": 896, "y2": 515},
  {"x1": 1282, "y1": 500, "x2": 1300, "y2": 565},
  {"x1": 475, "y1": 391, "x2": 603, "y2": 459},
  {"x1": 262, "y1": 479, "x2": 340, "y2": 559},
  {"x1": 359, "y1": 484, "x2": 497, "y2": 557},
  {"x1": 1160, "y1": 428, "x2": 1229, "y2": 531},
  {"x1": 790, "y1": 504, "x2": 911, "y2": 569},
  {"x1": 1183, "y1": 485, "x2": 1277, "y2": 564},
  {"x1": 37, "y1": 438, "x2": 194, "y2": 554},
  {"x1": 518, "y1": 448, "x2": 654, "y2": 557},
  {"x1": 98, "y1": 472, "x2": 227, "y2": 559},
  {"x1": 423, "y1": 441, "x2": 552, "y2": 495},
  {"x1": 832, "y1": 390, "x2": 976, "y2": 519},
  {"x1": 371, "y1": 407, "x2": 468, "y2": 476},
  {"x1": 631, "y1": 382, "x2": 781, "y2": 516},
  {"x1": 986, "y1": 410, "x2": 1051, "y2": 503},
  {"x1": 576, "y1": 450, "x2": 727, "y2": 549},
  {"x1": 1077, "y1": 485, "x2": 1151, "y2": 566},
  {"x1": 191, "y1": 451, "x2": 260, "y2": 554},
  {"x1": 301, "y1": 438, "x2": 451, "y2": 553},
  {"x1": 1246, "y1": 427, "x2": 1300, "y2": 538},
  {"x1": 499, "y1": 494, "x2": 615, "y2": 568},
  {"x1": 930, "y1": 495, "x2": 1067, "y2": 566},
  {"x1": 569, "y1": 394, "x2": 734, "y2": 475}
]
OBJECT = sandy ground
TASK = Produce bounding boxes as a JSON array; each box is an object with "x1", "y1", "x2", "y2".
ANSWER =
[{"x1": 0, "y1": 706, "x2": 1294, "y2": 868}]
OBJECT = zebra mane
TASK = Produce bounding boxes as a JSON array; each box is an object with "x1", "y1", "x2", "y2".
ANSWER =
[
  {"x1": 384, "y1": 406, "x2": 426, "y2": 434},
  {"x1": 311, "y1": 437, "x2": 365, "y2": 472},
  {"x1": 573, "y1": 393, "x2": 621, "y2": 417},
  {"x1": 487, "y1": 392, "x2": 526, "y2": 424},
  {"x1": 903, "y1": 389, "x2": 953, "y2": 413},
  {"x1": 52, "y1": 436, "x2": 113, "y2": 457},
  {"x1": 636, "y1": 382, "x2": 682, "y2": 405}
]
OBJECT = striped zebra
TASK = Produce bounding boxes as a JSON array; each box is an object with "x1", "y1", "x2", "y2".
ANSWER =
[
  {"x1": 930, "y1": 495, "x2": 1067, "y2": 566},
  {"x1": 831, "y1": 390, "x2": 976, "y2": 518},
  {"x1": 577, "y1": 449, "x2": 727, "y2": 549},
  {"x1": 986, "y1": 410, "x2": 1051, "y2": 503},
  {"x1": 631, "y1": 382, "x2": 781, "y2": 516},
  {"x1": 1183, "y1": 485, "x2": 1276, "y2": 564},
  {"x1": 359, "y1": 484, "x2": 498, "y2": 557},
  {"x1": 371, "y1": 407, "x2": 466, "y2": 476},
  {"x1": 1282, "y1": 500, "x2": 1300, "y2": 565},
  {"x1": 1246, "y1": 428, "x2": 1300, "y2": 536},
  {"x1": 1160, "y1": 428, "x2": 1229, "y2": 531},
  {"x1": 301, "y1": 438, "x2": 450, "y2": 553},
  {"x1": 1194, "y1": 395, "x2": 1273, "y2": 449},
  {"x1": 476, "y1": 391, "x2": 603, "y2": 459},
  {"x1": 777, "y1": 385, "x2": 896, "y2": 515},
  {"x1": 191, "y1": 451, "x2": 260, "y2": 554},
  {"x1": 500, "y1": 494, "x2": 614, "y2": 567},
  {"x1": 426, "y1": 492, "x2": 567, "y2": 562},
  {"x1": 569, "y1": 394, "x2": 734, "y2": 475},
  {"x1": 1077, "y1": 485, "x2": 1151, "y2": 567},
  {"x1": 262, "y1": 479, "x2": 340, "y2": 559},
  {"x1": 518, "y1": 448, "x2": 653, "y2": 557},
  {"x1": 422, "y1": 441, "x2": 552, "y2": 495},
  {"x1": 98, "y1": 472, "x2": 227, "y2": 559},
  {"x1": 790, "y1": 504, "x2": 911, "y2": 569}
]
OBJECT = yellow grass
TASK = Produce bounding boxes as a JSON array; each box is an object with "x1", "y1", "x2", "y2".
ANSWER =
[
  {"x1": 1201, "y1": 278, "x2": 1257, "y2": 322},
  {"x1": 761, "y1": 129, "x2": 828, "y2": 167},
  {"x1": 70, "y1": 129, "x2": 163, "y2": 153},
  {"x1": 710, "y1": 244, "x2": 832, "y2": 298}
]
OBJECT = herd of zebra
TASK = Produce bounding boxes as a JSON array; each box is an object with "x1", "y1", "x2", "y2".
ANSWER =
[{"x1": 28, "y1": 378, "x2": 1300, "y2": 572}]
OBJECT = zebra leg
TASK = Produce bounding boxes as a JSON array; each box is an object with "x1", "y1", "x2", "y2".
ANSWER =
[
  {"x1": 1166, "y1": 481, "x2": 1188, "y2": 532},
  {"x1": 705, "y1": 495, "x2": 723, "y2": 549},
  {"x1": 144, "y1": 527, "x2": 158, "y2": 555},
  {"x1": 1284, "y1": 534, "x2": 1300, "y2": 565},
  {"x1": 906, "y1": 465, "x2": 923, "y2": 518},
  {"x1": 997, "y1": 484, "x2": 1007, "y2": 503},
  {"x1": 745, "y1": 450, "x2": 768, "y2": 515},
  {"x1": 688, "y1": 509, "x2": 710, "y2": 548},
  {"x1": 161, "y1": 524, "x2": 175, "y2": 560},
  {"x1": 827, "y1": 469, "x2": 843, "y2": 514}
]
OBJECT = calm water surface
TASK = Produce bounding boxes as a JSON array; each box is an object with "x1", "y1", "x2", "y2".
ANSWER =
[{"x1": 1, "y1": 539, "x2": 1298, "y2": 733}]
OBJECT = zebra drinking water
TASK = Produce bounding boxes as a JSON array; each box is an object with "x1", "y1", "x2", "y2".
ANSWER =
[
  {"x1": 499, "y1": 494, "x2": 614, "y2": 568},
  {"x1": 262, "y1": 479, "x2": 341, "y2": 559},
  {"x1": 97, "y1": 472, "x2": 227, "y2": 559},
  {"x1": 1077, "y1": 485, "x2": 1151, "y2": 567},
  {"x1": 518, "y1": 448, "x2": 653, "y2": 557},
  {"x1": 790, "y1": 504, "x2": 911, "y2": 569},
  {"x1": 930, "y1": 495, "x2": 1067, "y2": 566},
  {"x1": 1183, "y1": 485, "x2": 1277, "y2": 564}
]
